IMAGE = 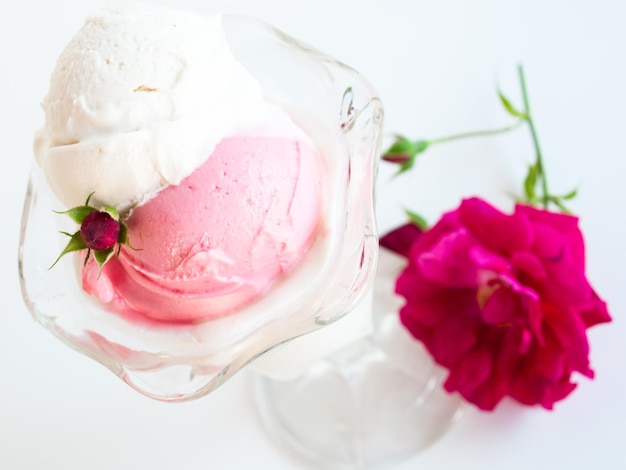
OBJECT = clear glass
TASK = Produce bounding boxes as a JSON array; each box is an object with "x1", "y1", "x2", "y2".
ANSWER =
[
  {"x1": 255, "y1": 250, "x2": 466, "y2": 469},
  {"x1": 18, "y1": 15, "x2": 382, "y2": 402}
]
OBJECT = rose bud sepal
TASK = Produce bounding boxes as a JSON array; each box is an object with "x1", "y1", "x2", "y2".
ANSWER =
[{"x1": 49, "y1": 193, "x2": 138, "y2": 272}]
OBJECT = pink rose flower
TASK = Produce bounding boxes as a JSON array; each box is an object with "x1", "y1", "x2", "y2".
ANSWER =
[{"x1": 391, "y1": 197, "x2": 611, "y2": 411}]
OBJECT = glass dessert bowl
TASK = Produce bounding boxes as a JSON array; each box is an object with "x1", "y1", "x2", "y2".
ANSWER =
[{"x1": 18, "y1": 6, "x2": 383, "y2": 402}]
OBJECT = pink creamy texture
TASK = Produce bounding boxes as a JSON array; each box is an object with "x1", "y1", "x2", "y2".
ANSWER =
[{"x1": 82, "y1": 135, "x2": 321, "y2": 323}]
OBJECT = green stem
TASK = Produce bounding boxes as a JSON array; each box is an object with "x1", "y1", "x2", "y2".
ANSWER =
[
  {"x1": 427, "y1": 120, "x2": 524, "y2": 145},
  {"x1": 518, "y1": 65, "x2": 549, "y2": 208}
]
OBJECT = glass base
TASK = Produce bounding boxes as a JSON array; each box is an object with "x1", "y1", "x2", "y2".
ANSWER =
[{"x1": 255, "y1": 311, "x2": 465, "y2": 469}]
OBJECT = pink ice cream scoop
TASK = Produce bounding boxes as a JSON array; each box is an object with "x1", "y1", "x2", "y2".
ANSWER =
[{"x1": 82, "y1": 135, "x2": 321, "y2": 323}]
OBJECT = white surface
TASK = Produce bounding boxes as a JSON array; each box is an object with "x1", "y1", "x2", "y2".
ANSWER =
[{"x1": 2, "y1": 1, "x2": 625, "y2": 469}]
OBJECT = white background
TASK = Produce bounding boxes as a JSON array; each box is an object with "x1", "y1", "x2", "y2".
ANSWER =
[{"x1": 2, "y1": 0, "x2": 625, "y2": 469}]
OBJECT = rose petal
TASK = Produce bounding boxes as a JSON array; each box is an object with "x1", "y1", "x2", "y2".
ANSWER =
[
  {"x1": 543, "y1": 303, "x2": 592, "y2": 377},
  {"x1": 509, "y1": 324, "x2": 587, "y2": 410},
  {"x1": 479, "y1": 273, "x2": 542, "y2": 332},
  {"x1": 380, "y1": 223, "x2": 423, "y2": 258},
  {"x1": 579, "y1": 294, "x2": 611, "y2": 327},
  {"x1": 399, "y1": 304, "x2": 433, "y2": 343},
  {"x1": 405, "y1": 211, "x2": 462, "y2": 260},
  {"x1": 470, "y1": 246, "x2": 511, "y2": 273},
  {"x1": 541, "y1": 380, "x2": 578, "y2": 410},
  {"x1": 526, "y1": 296, "x2": 545, "y2": 346},
  {"x1": 459, "y1": 198, "x2": 534, "y2": 254},
  {"x1": 529, "y1": 222, "x2": 566, "y2": 261},
  {"x1": 529, "y1": 331, "x2": 567, "y2": 382},
  {"x1": 397, "y1": 275, "x2": 477, "y2": 328},
  {"x1": 511, "y1": 371, "x2": 577, "y2": 410},
  {"x1": 465, "y1": 381, "x2": 506, "y2": 411},
  {"x1": 476, "y1": 328, "x2": 526, "y2": 410},
  {"x1": 480, "y1": 282, "x2": 520, "y2": 325},
  {"x1": 429, "y1": 313, "x2": 480, "y2": 367},
  {"x1": 510, "y1": 250, "x2": 547, "y2": 282},
  {"x1": 444, "y1": 346, "x2": 493, "y2": 400},
  {"x1": 516, "y1": 204, "x2": 585, "y2": 268},
  {"x1": 540, "y1": 267, "x2": 591, "y2": 306},
  {"x1": 417, "y1": 229, "x2": 479, "y2": 287},
  {"x1": 518, "y1": 328, "x2": 533, "y2": 355}
]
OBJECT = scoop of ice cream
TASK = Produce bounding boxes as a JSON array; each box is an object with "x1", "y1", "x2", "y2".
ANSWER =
[
  {"x1": 82, "y1": 134, "x2": 322, "y2": 322},
  {"x1": 35, "y1": 5, "x2": 267, "y2": 210},
  {"x1": 40, "y1": 3, "x2": 326, "y2": 323}
]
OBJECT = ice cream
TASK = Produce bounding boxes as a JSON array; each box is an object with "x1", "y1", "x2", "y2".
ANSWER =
[
  {"x1": 34, "y1": 4, "x2": 269, "y2": 211},
  {"x1": 82, "y1": 134, "x2": 321, "y2": 322},
  {"x1": 35, "y1": 4, "x2": 323, "y2": 323}
]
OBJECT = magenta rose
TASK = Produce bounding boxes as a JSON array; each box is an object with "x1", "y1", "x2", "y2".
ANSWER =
[{"x1": 390, "y1": 197, "x2": 611, "y2": 411}]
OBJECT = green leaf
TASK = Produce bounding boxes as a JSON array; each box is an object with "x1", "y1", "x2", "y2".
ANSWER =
[
  {"x1": 498, "y1": 90, "x2": 528, "y2": 119},
  {"x1": 54, "y1": 206, "x2": 95, "y2": 224},
  {"x1": 118, "y1": 223, "x2": 129, "y2": 245},
  {"x1": 386, "y1": 138, "x2": 430, "y2": 177},
  {"x1": 101, "y1": 205, "x2": 119, "y2": 221},
  {"x1": 405, "y1": 209, "x2": 429, "y2": 231},
  {"x1": 84, "y1": 192, "x2": 95, "y2": 206},
  {"x1": 395, "y1": 154, "x2": 417, "y2": 176},
  {"x1": 548, "y1": 196, "x2": 571, "y2": 214},
  {"x1": 523, "y1": 163, "x2": 539, "y2": 201},
  {"x1": 49, "y1": 231, "x2": 87, "y2": 269},
  {"x1": 93, "y1": 248, "x2": 115, "y2": 270},
  {"x1": 118, "y1": 223, "x2": 141, "y2": 251},
  {"x1": 385, "y1": 135, "x2": 415, "y2": 155},
  {"x1": 383, "y1": 136, "x2": 429, "y2": 158},
  {"x1": 561, "y1": 187, "x2": 578, "y2": 200}
]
